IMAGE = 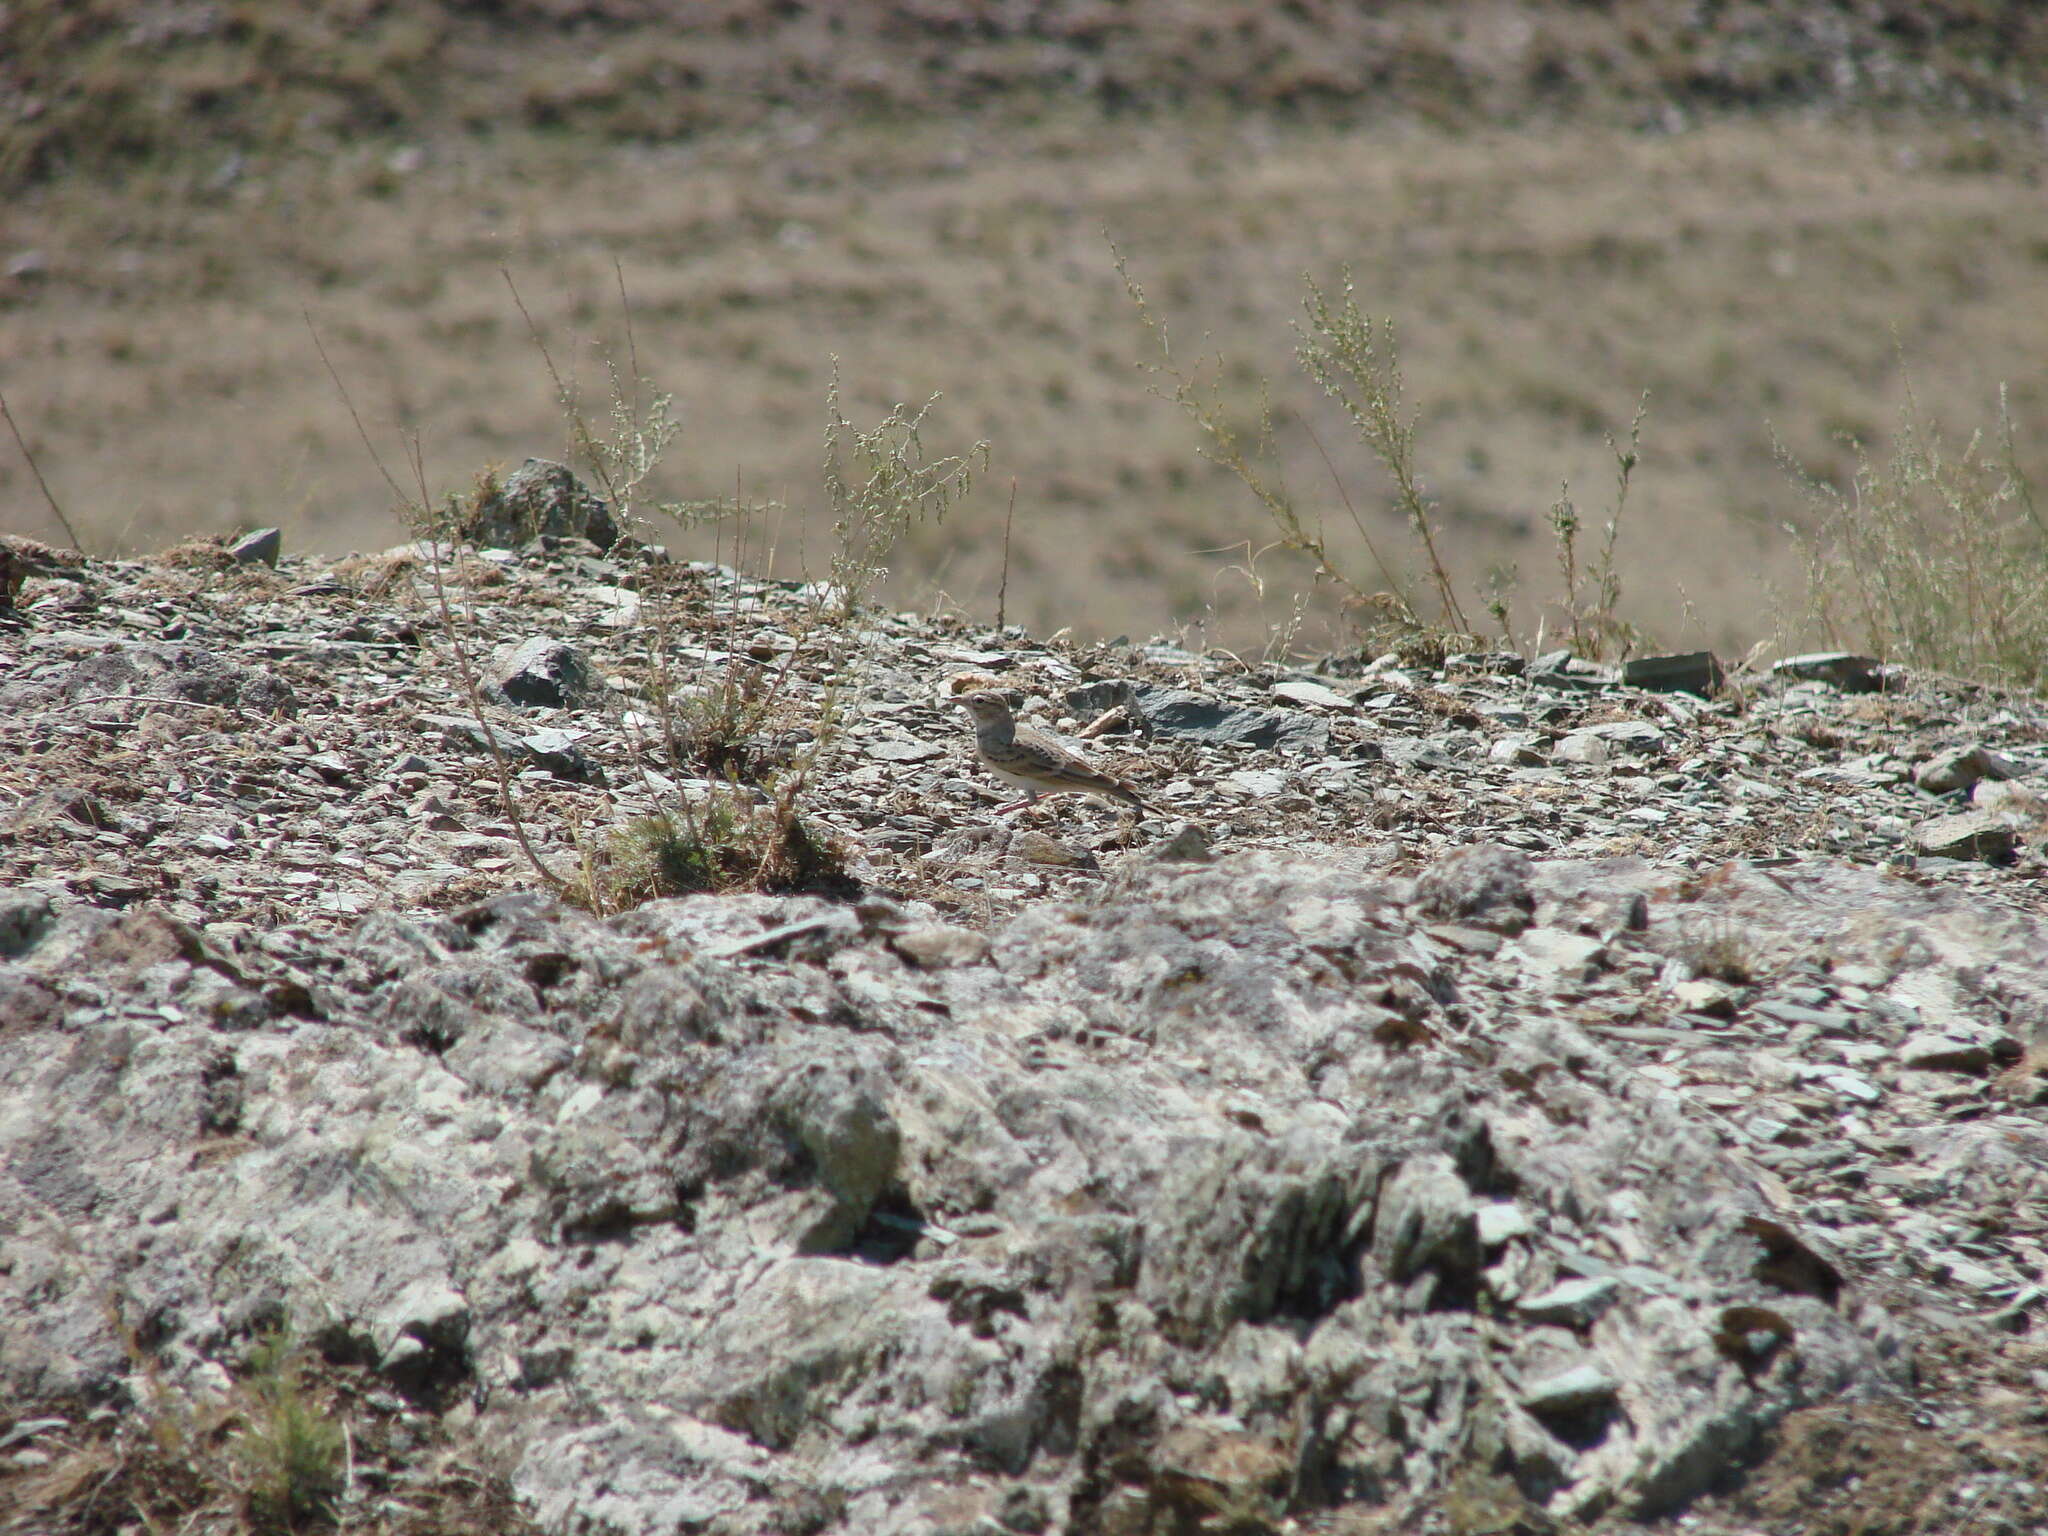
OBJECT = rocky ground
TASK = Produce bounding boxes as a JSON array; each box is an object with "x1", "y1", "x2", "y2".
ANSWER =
[{"x1": 4, "y1": 494, "x2": 2048, "y2": 1534}]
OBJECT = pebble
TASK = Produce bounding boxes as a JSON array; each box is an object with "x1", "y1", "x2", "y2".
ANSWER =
[
  {"x1": 1914, "y1": 810, "x2": 2018, "y2": 862},
  {"x1": 1520, "y1": 1363, "x2": 1620, "y2": 1417},
  {"x1": 1914, "y1": 744, "x2": 2018, "y2": 795},
  {"x1": 1896, "y1": 1033, "x2": 1993, "y2": 1073},
  {"x1": 1271, "y1": 679, "x2": 1353, "y2": 710},
  {"x1": 1518, "y1": 1276, "x2": 1621, "y2": 1327}
]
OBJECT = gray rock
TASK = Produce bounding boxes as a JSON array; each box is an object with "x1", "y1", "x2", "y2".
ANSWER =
[
  {"x1": 863, "y1": 737, "x2": 946, "y2": 764},
  {"x1": 1751, "y1": 998, "x2": 1857, "y2": 1033},
  {"x1": 53, "y1": 643, "x2": 297, "y2": 715},
  {"x1": 1270, "y1": 678, "x2": 1353, "y2": 710},
  {"x1": 1529, "y1": 651, "x2": 1618, "y2": 690},
  {"x1": 518, "y1": 727, "x2": 603, "y2": 784},
  {"x1": 1914, "y1": 809, "x2": 2016, "y2": 862},
  {"x1": 1621, "y1": 651, "x2": 1724, "y2": 697},
  {"x1": 1896, "y1": 1033, "x2": 1993, "y2": 1073},
  {"x1": 493, "y1": 636, "x2": 597, "y2": 709},
  {"x1": 375, "y1": 1278, "x2": 471, "y2": 1387},
  {"x1": 1490, "y1": 731, "x2": 1550, "y2": 765},
  {"x1": 1071, "y1": 682, "x2": 1331, "y2": 753},
  {"x1": 1413, "y1": 844, "x2": 1536, "y2": 934},
  {"x1": 462, "y1": 458, "x2": 620, "y2": 551},
  {"x1": 1671, "y1": 978, "x2": 1738, "y2": 1017},
  {"x1": 418, "y1": 712, "x2": 600, "y2": 782},
  {"x1": 1010, "y1": 830, "x2": 1089, "y2": 867},
  {"x1": 890, "y1": 923, "x2": 989, "y2": 969},
  {"x1": 1773, "y1": 651, "x2": 1887, "y2": 692},
  {"x1": 12, "y1": 530, "x2": 2048, "y2": 1535},
  {"x1": 1518, "y1": 1276, "x2": 1622, "y2": 1328},
  {"x1": 1148, "y1": 822, "x2": 1214, "y2": 862},
  {"x1": 1519, "y1": 1361, "x2": 1621, "y2": 1418},
  {"x1": 1825, "y1": 1070, "x2": 1883, "y2": 1103},
  {"x1": 1914, "y1": 744, "x2": 2019, "y2": 795},
  {"x1": 228, "y1": 526, "x2": 282, "y2": 566},
  {"x1": 1477, "y1": 1201, "x2": 1534, "y2": 1247},
  {"x1": 1973, "y1": 777, "x2": 2048, "y2": 818},
  {"x1": 1559, "y1": 721, "x2": 1667, "y2": 761},
  {"x1": 0, "y1": 850, "x2": 1953, "y2": 1530},
  {"x1": 1510, "y1": 926, "x2": 1609, "y2": 988}
]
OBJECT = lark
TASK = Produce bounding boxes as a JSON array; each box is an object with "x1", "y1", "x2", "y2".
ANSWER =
[{"x1": 957, "y1": 691, "x2": 1153, "y2": 814}]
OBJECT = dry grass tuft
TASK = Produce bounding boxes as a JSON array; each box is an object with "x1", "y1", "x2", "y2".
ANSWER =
[
  {"x1": 3, "y1": 1306, "x2": 543, "y2": 1536},
  {"x1": 579, "y1": 796, "x2": 854, "y2": 911},
  {"x1": 1787, "y1": 377, "x2": 2047, "y2": 690}
]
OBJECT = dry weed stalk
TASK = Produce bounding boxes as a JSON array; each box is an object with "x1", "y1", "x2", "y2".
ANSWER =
[
  {"x1": 1783, "y1": 370, "x2": 2045, "y2": 690},
  {"x1": 1117, "y1": 241, "x2": 1486, "y2": 654},
  {"x1": 0, "y1": 385, "x2": 85, "y2": 550},
  {"x1": 1295, "y1": 272, "x2": 1470, "y2": 635},
  {"x1": 1547, "y1": 391, "x2": 1650, "y2": 660},
  {"x1": 307, "y1": 311, "x2": 572, "y2": 895},
  {"x1": 821, "y1": 362, "x2": 989, "y2": 618}
]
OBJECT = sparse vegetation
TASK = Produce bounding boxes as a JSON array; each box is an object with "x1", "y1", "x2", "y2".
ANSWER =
[
  {"x1": 1, "y1": 1301, "x2": 527, "y2": 1536},
  {"x1": 1546, "y1": 392, "x2": 1651, "y2": 660},
  {"x1": 1296, "y1": 273, "x2": 1470, "y2": 637},
  {"x1": 4, "y1": 1360, "x2": 539, "y2": 1536},
  {"x1": 339, "y1": 276, "x2": 987, "y2": 915},
  {"x1": 1679, "y1": 915, "x2": 1758, "y2": 987},
  {"x1": 1787, "y1": 377, "x2": 2047, "y2": 690},
  {"x1": 822, "y1": 366, "x2": 990, "y2": 619},
  {"x1": 1118, "y1": 246, "x2": 1444, "y2": 654},
  {"x1": 582, "y1": 357, "x2": 978, "y2": 911},
  {"x1": 588, "y1": 797, "x2": 850, "y2": 909},
  {"x1": 1124, "y1": 252, "x2": 1675, "y2": 663},
  {"x1": 233, "y1": 1326, "x2": 347, "y2": 1530}
]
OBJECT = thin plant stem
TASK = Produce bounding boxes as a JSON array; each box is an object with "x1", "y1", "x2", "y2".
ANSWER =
[
  {"x1": 305, "y1": 310, "x2": 410, "y2": 509},
  {"x1": 310, "y1": 309, "x2": 566, "y2": 893},
  {"x1": 401, "y1": 434, "x2": 568, "y2": 893},
  {"x1": 0, "y1": 388, "x2": 82, "y2": 550},
  {"x1": 613, "y1": 256, "x2": 642, "y2": 412},
  {"x1": 1301, "y1": 416, "x2": 1412, "y2": 608},
  {"x1": 997, "y1": 477, "x2": 1017, "y2": 629}
]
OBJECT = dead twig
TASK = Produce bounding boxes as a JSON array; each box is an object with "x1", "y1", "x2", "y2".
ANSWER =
[
  {"x1": 997, "y1": 477, "x2": 1017, "y2": 629},
  {"x1": 0, "y1": 386, "x2": 84, "y2": 551}
]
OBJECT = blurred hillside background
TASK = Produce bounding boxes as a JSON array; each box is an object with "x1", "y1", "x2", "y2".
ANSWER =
[{"x1": 3, "y1": 0, "x2": 2046, "y2": 656}]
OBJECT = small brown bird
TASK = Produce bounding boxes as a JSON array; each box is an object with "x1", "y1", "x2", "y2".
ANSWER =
[{"x1": 957, "y1": 691, "x2": 1152, "y2": 814}]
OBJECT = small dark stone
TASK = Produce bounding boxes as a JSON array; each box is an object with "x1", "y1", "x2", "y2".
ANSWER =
[
  {"x1": 518, "y1": 728, "x2": 604, "y2": 784},
  {"x1": 1622, "y1": 651, "x2": 1724, "y2": 697},
  {"x1": 0, "y1": 891, "x2": 54, "y2": 958},
  {"x1": 493, "y1": 637, "x2": 597, "y2": 710},
  {"x1": 1773, "y1": 652, "x2": 1887, "y2": 693},
  {"x1": 1529, "y1": 650, "x2": 1618, "y2": 690},
  {"x1": 228, "y1": 527, "x2": 282, "y2": 567}
]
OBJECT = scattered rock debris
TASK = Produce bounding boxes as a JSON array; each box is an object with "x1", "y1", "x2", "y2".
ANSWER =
[{"x1": 3, "y1": 527, "x2": 2048, "y2": 1535}]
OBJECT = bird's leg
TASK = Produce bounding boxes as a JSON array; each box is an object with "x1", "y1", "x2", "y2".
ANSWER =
[{"x1": 994, "y1": 794, "x2": 1042, "y2": 815}]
